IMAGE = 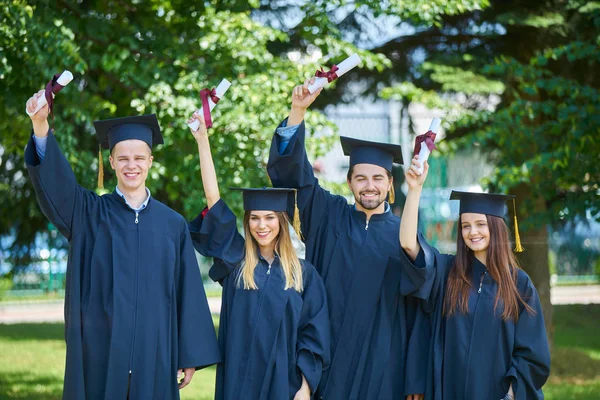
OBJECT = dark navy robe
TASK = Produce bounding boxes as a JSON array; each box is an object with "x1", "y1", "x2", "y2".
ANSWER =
[
  {"x1": 188, "y1": 199, "x2": 330, "y2": 400},
  {"x1": 25, "y1": 131, "x2": 220, "y2": 400},
  {"x1": 267, "y1": 120, "x2": 434, "y2": 399},
  {"x1": 401, "y1": 238, "x2": 551, "y2": 400}
]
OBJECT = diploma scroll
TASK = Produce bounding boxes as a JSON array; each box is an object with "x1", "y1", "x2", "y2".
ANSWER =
[
  {"x1": 26, "y1": 70, "x2": 74, "y2": 117},
  {"x1": 188, "y1": 79, "x2": 231, "y2": 131},
  {"x1": 416, "y1": 118, "x2": 441, "y2": 174},
  {"x1": 307, "y1": 53, "x2": 362, "y2": 94}
]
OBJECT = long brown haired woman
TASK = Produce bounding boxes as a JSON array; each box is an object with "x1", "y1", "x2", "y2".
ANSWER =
[
  {"x1": 186, "y1": 113, "x2": 330, "y2": 400},
  {"x1": 400, "y1": 155, "x2": 550, "y2": 400}
]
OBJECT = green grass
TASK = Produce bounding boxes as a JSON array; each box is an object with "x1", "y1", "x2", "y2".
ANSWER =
[{"x1": 0, "y1": 306, "x2": 598, "y2": 399}]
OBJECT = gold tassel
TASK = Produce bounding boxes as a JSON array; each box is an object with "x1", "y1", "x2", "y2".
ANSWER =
[
  {"x1": 513, "y1": 198, "x2": 524, "y2": 252},
  {"x1": 292, "y1": 189, "x2": 303, "y2": 240},
  {"x1": 389, "y1": 185, "x2": 395, "y2": 204},
  {"x1": 97, "y1": 144, "x2": 104, "y2": 190}
]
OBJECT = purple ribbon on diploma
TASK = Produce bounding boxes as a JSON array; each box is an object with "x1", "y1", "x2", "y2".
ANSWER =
[
  {"x1": 44, "y1": 73, "x2": 66, "y2": 115},
  {"x1": 44, "y1": 72, "x2": 67, "y2": 129},
  {"x1": 413, "y1": 131, "x2": 438, "y2": 156},
  {"x1": 315, "y1": 64, "x2": 340, "y2": 82},
  {"x1": 199, "y1": 88, "x2": 220, "y2": 128}
]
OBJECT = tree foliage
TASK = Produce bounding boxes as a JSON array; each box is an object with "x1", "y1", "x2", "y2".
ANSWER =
[{"x1": 1, "y1": 0, "x2": 485, "y2": 262}]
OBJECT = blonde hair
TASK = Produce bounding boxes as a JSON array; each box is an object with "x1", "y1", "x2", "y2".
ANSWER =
[{"x1": 236, "y1": 211, "x2": 304, "y2": 292}]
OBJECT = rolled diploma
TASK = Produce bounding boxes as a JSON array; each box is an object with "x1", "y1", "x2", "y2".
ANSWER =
[
  {"x1": 307, "y1": 53, "x2": 362, "y2": 94},
  {"x1": 188, "y1": 79, "x2": 232, "y2": 131},
  {"x1": 26, "y1": 70, "x2": 74, "y2": 116},
  {"x1": 417, "y1": 117, "x2": 441, "y2": 174}
]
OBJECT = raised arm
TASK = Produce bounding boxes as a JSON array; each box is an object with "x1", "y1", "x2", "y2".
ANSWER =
[
  {"x1": 268, "y1": 81, "x2": 348, "y2": 243},
  {"x1": 400, "y1": 155, "x2": 429, "y2": 261},
  {"x1": 188, "y1": 112, "x2": 220, "y2": 209},
  {"x1": 25, "y1": 90, "x2": 95, "y2": 240}
]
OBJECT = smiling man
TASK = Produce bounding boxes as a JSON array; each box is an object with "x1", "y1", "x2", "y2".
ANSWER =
[
  {"x1": 267, "y1": 80, "x2": 434, "y2": 400},
  {"x1": 24, "y1": 91, "x2": 220, "y2": 400}
]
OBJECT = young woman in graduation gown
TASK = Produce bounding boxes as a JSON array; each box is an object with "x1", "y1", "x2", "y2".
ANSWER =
[
  {"x1": 186, "y1": 113, "x2": 330, "y2": 400},
  {"x1": 400, "y1": 156, "x2": 551, "y2": 400}
]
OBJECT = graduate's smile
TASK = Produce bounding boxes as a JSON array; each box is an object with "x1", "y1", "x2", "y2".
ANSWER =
[
  {"x1": 248, "y1": 211, "x2": 280, "y2": 248},
  {"x1": 461, "y1": 213, "x2": 490, "y2": 254},
  {"x1": 109, "y1": 139, "x2": 153, "y2": 192},
  {"x1": 347, "y1": 164, "x2": 393, "y2": 212}
]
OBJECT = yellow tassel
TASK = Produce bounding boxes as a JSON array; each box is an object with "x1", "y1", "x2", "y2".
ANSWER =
[
  {"x1": 513, "y1": 198, "x2": 524, "y2": 252},
  {"x1": 389, "y1": 185, "x2": 395, "y2": 204},
  {"x1": 97, "y1": 144, "x2": 104, "y2": 190},
  {"x1": 292, "y1": 189, "x2": 303, "y2": 240}
]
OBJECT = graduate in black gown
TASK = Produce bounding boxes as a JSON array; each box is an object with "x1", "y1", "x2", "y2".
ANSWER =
[
  {"x1": 24, "y1": 92, "x2": 220, "y2": 400},
  {"x1": 400, "y1": 155, "x2": 551, "y2": 400},
  {"x1": 186, "y1": 113, "x2": 330, "y2": 400},
  {"x1": 267, "y1": 79, "x2": 434, "y2": 400}
]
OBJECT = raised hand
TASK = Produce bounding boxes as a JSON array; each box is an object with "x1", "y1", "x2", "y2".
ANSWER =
[
  {"x1": 187, "y1": 112, "x2": 208, "y2": 142},
  {"x1": 405, "y1": 155, "x2": 429, "y2": 189},
  {"x1": 291, "y1": 78, "x2": 323, "y2": 111},
  {"x1": 26, "y1": 90, "x2": 50, "y2": 137}
]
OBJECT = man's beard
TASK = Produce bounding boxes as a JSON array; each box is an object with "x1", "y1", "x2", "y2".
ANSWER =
[{"x1": 354, "y1": 191, "x2": 386, "y2": 210}]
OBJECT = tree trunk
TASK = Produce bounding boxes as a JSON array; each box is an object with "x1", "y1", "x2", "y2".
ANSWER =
[{"x1": 513, "y1": 183, "x2": 554, "y2": 347}]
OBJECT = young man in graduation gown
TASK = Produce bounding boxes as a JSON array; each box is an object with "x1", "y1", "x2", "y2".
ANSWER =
[
  {"x1": 24, "y1": 91, "x2": 221, "y2": 400},
  {"x1": 267, "y1": 81, "x2": 434, "y2": 399}
]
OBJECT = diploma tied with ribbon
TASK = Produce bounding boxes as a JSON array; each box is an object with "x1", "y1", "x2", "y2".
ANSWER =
[
  {"x1": 26, "y1": 70, "x2": 73, "y2": 117},
  {"x1": 413, "y1": 118, "x2": 441, "y2": 174},
  {"x1": 188, "y1": 79, "x2": 231, "y2": 131},
  {"x1": 307, "y1": 53, "x2": 362, "y2": 94}
]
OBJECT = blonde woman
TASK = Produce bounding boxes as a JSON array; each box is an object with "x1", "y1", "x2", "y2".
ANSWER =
[{"x1": 187, "y1": 113, "x2": 330, "y2": 400}]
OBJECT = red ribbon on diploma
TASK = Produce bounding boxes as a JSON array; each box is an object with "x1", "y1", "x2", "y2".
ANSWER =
[
  {"x1": 315, "y1": 64, "x2": 340, "y2": 82},
  {"x1": 199, "y1": 88, "x2": 220, "y2": 128},
  {"x1": 413, "y1": 131, "x2": 438, "y2": 156}
]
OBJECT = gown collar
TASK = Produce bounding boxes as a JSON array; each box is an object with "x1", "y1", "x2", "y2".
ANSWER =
[
  {"x1": 351, "y1": 201, "x2": 393, "y2": 222},
  {"x1": 471, "y1": 256, "x2": 488, "y2": 279}
]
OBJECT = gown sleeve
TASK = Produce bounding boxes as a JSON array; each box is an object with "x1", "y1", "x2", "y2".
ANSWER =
[
  {"x1": 176, "y1": 218, "x2": 221, "y2": 370},
  {"x1": 188, "y1": 199, "x2": 246, "y2": 283},
  {"x1": 502, "y1": 272, "x2": 551, "y2": 400},
  {"x1": 398, "y1": 232, "x2": 439, "y2": 300},
  {"x1": 25, "y1": 130, "x2": 98, "y2": 240},
  {"x1": 267, "y1": 118, "x2": 348, "y2": 243},
  {"x1": 296, "y1": 265, "x2": 331, "y2": 394},
  {"x1": 403, "y1": 248, "x2": 431, "y2": 396}
]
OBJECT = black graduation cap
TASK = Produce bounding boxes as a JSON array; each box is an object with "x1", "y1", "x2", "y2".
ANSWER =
[
  {"x1": 231, "y1": 187, "x2": 302, "y2": 239},
  {"x1": 340, "y1": 136, "x2": 403, "y2": 172},
  {"x1": 93, "y1": 114, "x2": 163, "y2": 151},
  {"x1": 450, "y1": 190, "x2": 524, "y2": 252},
  {"x1": 92, "y1": 114, "x2": 163, "y2": 189}
]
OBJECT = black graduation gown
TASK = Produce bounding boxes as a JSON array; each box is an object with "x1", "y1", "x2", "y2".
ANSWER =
[
  {"x1": 401, "y1": 238, "x2": 551, "y2": 400},
  {"x1": 25, "y1": 131, "x2": 221, "y2": 400},
  {"x1": 267, "y1": 120, "x2": 434, "y2": 399},
  {"x1": 188, "y1": 199, "x2": 331, "y2": 400}
]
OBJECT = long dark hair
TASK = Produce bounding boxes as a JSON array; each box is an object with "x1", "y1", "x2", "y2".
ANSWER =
[{"x1": 443, "y1": 215, "x2": 534, "y2": 321}]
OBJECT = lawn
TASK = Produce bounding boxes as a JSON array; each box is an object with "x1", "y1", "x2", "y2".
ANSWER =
[{"x1": 0, "y1": 305, "x2": 599, "y2": 399}]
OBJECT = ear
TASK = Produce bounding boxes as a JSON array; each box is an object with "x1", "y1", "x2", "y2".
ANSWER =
[
  {"x1": 108, "y1": 155, "x2": 116, "y2": 171},
  {"x1": 149, "y1": 155, "x2": 154, "y2": 168}
]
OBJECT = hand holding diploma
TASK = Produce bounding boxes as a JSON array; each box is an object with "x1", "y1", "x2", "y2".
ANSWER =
[
  {"x1": 413, "y1": 118, "x2": 440, "y2": 174},
  {"x1": 307, "y1": 53, "x2": 362, "y2": 94},
  {"x1": 25, "y1": 70, "x2": 73, "y2": 117},
  {"x1": 188, "y1": 79, "x2": 231, "y2": 131}
]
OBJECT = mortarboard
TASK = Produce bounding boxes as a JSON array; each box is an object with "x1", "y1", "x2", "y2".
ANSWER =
[
  {"x1": 93, "y1": 114, "x2": 163, "y2": 189},
  {"x1": 231, "y1": 187, "x2": 302, "y2": 239},
  {"x1": 450, "y1": 190, "x2": 524, "y2": 252},
  {"x1": 340, "y1": 136, "x2": 403, "y2": 173}
]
